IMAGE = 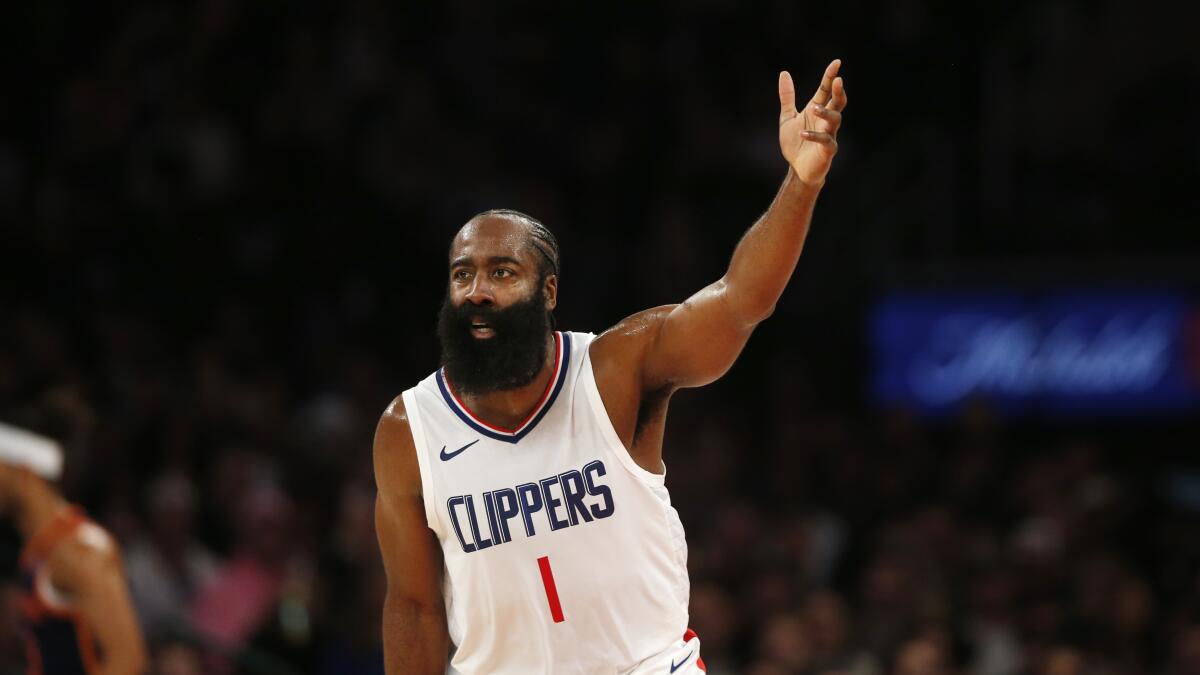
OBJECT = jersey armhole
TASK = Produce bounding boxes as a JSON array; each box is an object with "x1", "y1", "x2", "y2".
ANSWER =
[
  {"x1": 579, "y1": 336, "x2": 667, "y2": 488},
  {"x1": 35, "y1": 565, "x2": 75, "y2": 613},
  {"x1": 400, "y1": 388, "x2": 441, "y2": 535}
]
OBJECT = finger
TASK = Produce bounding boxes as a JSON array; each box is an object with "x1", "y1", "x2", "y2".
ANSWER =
[
  {"x1": 809, "y1": 102, "x2": 842, "y2": 131},
  {"x1": 800, "y1": 130, "x2": 837, "y2": 145},
  {"x1": 809, "y1": 59, "x2": 841, "y2": 107},
  {"x1": 778, "y1": 71, "x2": 797, "y2": 122},
  {"x1": 827, "y1": 76, "x2": 848, "y2": 113}
]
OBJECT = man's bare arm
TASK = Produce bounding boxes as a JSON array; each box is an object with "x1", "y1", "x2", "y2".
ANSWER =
[
  {"x1": 49, "y1": 529, "x2": 147, "y2": 675},
  {"x1": 640, "y1": 60, "x2": 848, "y2": 391},
  {"x1": 374, "y1": 396, "x2": 449, "y2": 675}
]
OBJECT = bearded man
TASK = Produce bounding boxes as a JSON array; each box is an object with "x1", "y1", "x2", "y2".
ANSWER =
[{"x1": 373, "y1": 61, "x2": 848, "y2": 674}]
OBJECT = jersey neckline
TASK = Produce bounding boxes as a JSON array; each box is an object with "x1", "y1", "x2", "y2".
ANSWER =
[{"x1": 436, "y1": 331, "x2": 571, "y2": 444}]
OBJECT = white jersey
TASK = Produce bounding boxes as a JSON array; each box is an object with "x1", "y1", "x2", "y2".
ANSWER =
[{"x1": 402, "y1": 331, "x2": 706, "y2": 674}]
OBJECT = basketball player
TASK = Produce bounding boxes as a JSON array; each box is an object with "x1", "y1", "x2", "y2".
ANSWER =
[
  {"x1": 374, "y1": 61, "x2": 847, "y2": 674},
  {"x1": 0, "y1": 421, "x2": 147, "y2": 674}
]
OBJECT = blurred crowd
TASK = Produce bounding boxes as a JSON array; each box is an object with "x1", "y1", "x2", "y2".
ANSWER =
[
  {"x1": 670, "y1": 401, "x2": 1200, "y2": 675},
  {"x1": 2, "y1": 1, "x2": 1198, "y2": 674}
]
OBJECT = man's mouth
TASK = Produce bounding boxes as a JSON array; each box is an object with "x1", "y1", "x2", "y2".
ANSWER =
[{"x1": 470, "y1": 320, "x2": 495, "y2": 339}]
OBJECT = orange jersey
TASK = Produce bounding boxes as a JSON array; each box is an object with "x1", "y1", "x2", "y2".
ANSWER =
[{"x1": 18, "y1": 506, "x2": 102, "y2": 675}]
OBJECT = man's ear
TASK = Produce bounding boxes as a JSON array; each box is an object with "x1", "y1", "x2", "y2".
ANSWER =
[{"x1": 543, "y1": 274, "x2": 558, "y2": 311}]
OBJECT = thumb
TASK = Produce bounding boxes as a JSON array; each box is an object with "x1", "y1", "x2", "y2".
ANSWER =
[{"x1": 778, "y1": 71, "x2": 797, "y2": 123}]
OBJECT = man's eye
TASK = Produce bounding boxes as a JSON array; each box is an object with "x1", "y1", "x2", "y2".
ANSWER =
[
  {"x1": 453, "y1": 270, "x2": 471, "y2": 281},
  {"x1": 494, "y1": 269, "x2": 513, "y2": 279}
]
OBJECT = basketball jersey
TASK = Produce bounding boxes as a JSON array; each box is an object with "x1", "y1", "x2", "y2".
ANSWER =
[
  {"x1": 18, "y1": 506, "x2": 103, "y2": 675},
  {"x1": 402, "y1": 331, "x2": 706, "y2": 674}
]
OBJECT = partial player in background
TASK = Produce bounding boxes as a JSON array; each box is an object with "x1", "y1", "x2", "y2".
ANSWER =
[
  {"x1": 374, "y1": 60, "x2": 846, "y2": 674},
  {"x1": 0, "y1": 421, "x2": 147, "y2": 675}
]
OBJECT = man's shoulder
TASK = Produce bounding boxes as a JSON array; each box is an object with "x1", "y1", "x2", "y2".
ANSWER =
[
  {"x1": 589, "y1": 305, "x2": 677, "y2": 362},
  {"x1": 374, "y1": 395, "x2": 422, "y2": 495},
  {"x1": 377, "y1": 394, "x2": 412, "y2": 437},
  {"x1": 46, "y1": 520, "x2": 122, "y2": 593}
]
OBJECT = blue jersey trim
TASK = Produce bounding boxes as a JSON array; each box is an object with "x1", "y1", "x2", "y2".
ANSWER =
[{"x1": 437, "y1": 332, "x2": 571, "y2": 444}]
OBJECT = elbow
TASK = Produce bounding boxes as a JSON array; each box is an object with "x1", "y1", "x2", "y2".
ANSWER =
[
  {"x1": 384, "y1": 587, "x2": 445, "y2": 617},
  {"x1": 749, "y1": 300, "x2": 777, "y2": 324},
  {"x1": 717, "y1": 278, "x2": 776, "y2": 327},
  {"x1": 381, "y1": 608, "x2": 449, "y2": 675},
  {"x1": 382, "y1": 592, "x2": 449, "y2": 660},
  {"x1": 733, "y1": 293, "x2": 778, "y2": 327}
]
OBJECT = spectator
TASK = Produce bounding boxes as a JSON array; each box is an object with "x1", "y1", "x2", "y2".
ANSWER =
[{"x1": 126, "y1": 472, "x2": 217, "y2": 640}]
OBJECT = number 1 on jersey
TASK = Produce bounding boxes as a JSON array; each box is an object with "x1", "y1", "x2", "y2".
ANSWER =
[{"x1": 537, "y1": 556, "x2": 565, "y2": 623}]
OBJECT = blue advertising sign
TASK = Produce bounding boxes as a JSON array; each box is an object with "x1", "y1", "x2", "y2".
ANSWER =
[{"x1": 871, "y1": 291, "x2": 1200, "y2": 416}]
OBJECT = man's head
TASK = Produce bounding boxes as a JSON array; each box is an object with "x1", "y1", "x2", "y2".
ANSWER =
[
  {"x1": 437, "y1": 210, "x2": 560, "y2": 395},
  {"x1": 0, "y1": 422, "x2": 63, "y2": 514}
]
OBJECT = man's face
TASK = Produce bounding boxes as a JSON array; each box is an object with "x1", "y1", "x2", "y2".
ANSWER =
[{"x1": 437, "y1": 216, "x2": 558, "y2": 395}]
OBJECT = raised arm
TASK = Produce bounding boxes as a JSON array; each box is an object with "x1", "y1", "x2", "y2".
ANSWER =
[
  {"x1": 374, "y1": 397, "x2": 449, "y2": 675},
  {"x1": 639, "y1": 60, "x2": 847, "y2": 391}
]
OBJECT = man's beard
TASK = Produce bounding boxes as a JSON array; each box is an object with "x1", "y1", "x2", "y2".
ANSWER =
[{"x1": 437, "y1": 289, "x2": 553, "y2": 396}]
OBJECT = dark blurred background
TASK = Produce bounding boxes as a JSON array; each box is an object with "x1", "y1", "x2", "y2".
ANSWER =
[{"x1": 2, "y1": 1, "x2": 1199, "y2": 674}]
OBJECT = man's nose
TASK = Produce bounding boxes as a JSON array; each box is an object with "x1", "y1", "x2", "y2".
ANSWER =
[{"x1": 464, "y1": 276, "x2": 495, "y2": 305}]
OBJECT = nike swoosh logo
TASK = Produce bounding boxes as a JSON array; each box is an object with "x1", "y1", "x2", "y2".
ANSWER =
[
  {"x1": 439, "y1": 439, "x2": 480, "y2": 461},
  {"x1": 670, "y1": 650, "x2": 694, "y2": 673}
]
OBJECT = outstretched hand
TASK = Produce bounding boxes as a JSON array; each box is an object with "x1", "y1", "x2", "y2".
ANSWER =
[{"x1": 779, "y1": 59, "x2": 847, "y2": 186}]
